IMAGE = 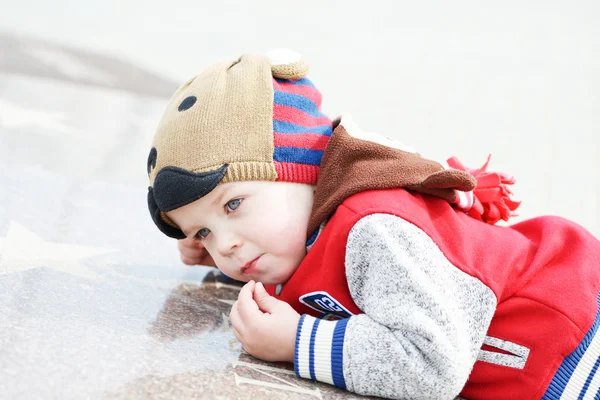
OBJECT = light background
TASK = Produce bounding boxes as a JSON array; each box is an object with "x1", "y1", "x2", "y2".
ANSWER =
[{"x1": 1, "y1": 0, "x2": 598, "y2": 235}]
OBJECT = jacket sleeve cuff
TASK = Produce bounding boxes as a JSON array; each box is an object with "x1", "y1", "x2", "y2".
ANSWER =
[{"x1": 294, "y1": 314, "x2": 349, "y2": 390}]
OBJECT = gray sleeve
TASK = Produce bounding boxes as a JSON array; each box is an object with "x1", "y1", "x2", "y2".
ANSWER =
[
  {"x1": 294, "y1": 213, "x2": 497, "y2": 399},
  {"x1": 343, "y1": 213, "x2": 497, "y2": 399}
]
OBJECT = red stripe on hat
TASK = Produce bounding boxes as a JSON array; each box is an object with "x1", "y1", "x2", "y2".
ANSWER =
[
  {"x1": 273, "y1": 104, "x2": 332, "y2": 128},
  {"x1": 274, "y1": 161, "x2": 320, "y2": 184},
  {"x1": 273, "y1": 79, "x2": 323, "y2": 107},
  {"x1": 273, "y1": 133, "x2": 330, "y2": 151}
]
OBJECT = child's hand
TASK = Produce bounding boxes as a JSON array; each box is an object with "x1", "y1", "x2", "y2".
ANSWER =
[
  {"x1": 230, "y1": 280, "x2": 300, "y2": 363},
  {"x1": 177, "y1": 237, "x2": 216, "y2": 267}
]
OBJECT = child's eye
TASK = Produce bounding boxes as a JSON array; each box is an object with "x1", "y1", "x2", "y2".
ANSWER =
[
  {"x1": 226, "y1": 198, "x2": 243, "y2": 212},
  {"x1": 195, "y1": 228, "x2": 211, "y2": 239}
]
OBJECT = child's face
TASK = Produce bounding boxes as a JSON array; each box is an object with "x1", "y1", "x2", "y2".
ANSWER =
[{"x1": 166, "y1": 180, "x2": 315, "y2": 285}]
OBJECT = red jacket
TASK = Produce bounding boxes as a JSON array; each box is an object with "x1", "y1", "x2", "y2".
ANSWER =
[{"x1": 267, "y1": 187, "x2": 600, "y2": 399}]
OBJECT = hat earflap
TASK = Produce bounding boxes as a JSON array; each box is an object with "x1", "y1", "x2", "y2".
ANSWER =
[{"x1": 266, "y1": 48, "x2": 309, "y2": 80}]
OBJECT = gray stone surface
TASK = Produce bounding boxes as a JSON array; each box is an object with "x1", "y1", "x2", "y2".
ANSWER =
[{"x1": 0, "y1": 38, "x2": 364, "y2": 399}]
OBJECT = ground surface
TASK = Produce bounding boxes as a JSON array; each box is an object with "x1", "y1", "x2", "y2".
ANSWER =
[{"x1": 0, "y1": 36, "x2": 367, "y2": 399}]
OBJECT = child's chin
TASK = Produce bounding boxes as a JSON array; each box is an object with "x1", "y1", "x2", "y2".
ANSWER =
[{"x1": 257, "y1": 278, "x2": 278, "y2": 286}]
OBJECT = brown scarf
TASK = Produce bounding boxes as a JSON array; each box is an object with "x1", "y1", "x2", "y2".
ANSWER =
[{"x1": 307, "y1": 117, "x2": 477, "y2": 235}]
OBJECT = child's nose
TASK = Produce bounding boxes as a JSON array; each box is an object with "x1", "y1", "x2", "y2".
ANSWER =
[{"x1": 215, "y1": 232, "x2": 242, "y2": 256}]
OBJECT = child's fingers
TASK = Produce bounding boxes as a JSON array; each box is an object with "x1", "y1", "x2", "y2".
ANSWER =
[
  {"x1": 178, "y1": 237, "x2": 205, "y2": 251},
  {"x1": 179, "y1": 246, "x2": 203, "y2": 259},
  {"x1": 181, "y1": 255, "x2": 217, "y2": 267},
  {"x1": 178, "y1": 239, "x2": 215, "y2": 266},
  {"x1": 232, "y1": 325, "x2": 244, "y2": 344},
  {"x1": 180, "y1": 254, "x2": 201, "y2": 265},
  {"x1": 252, "y1": 281, "x2": 281, "y2": 314},
  {"x1": 177, "y1": 238, "x2": 204, "y2": 251},
  {"x1": 199, "y1": 252, "x2": 217, "y2": 267},
  {"x1": 237, "y1": 281, "x2": 260, "y2": 323},
  {"x1": 178, "y1": 237, "x2": 193, "y2": 250},
  {"x1": 240, "y1": 280, "x2": 256, "y2": 297},
  {"x1": 229, "y1": 301, "x2": 244, "y2": 335}
]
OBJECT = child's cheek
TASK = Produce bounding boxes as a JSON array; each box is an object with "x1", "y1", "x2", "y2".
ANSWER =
[
  {"x1": 203, "y1": 243, "x2": 224, "y2": 267},
  {"x1": 273, "y1": 223, "x2": 307, "y2": 253}
]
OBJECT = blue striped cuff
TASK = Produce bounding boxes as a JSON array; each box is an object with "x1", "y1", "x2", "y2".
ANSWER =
[{"x1": 294, "y1": 315, "x2": 349, "y2": 389}]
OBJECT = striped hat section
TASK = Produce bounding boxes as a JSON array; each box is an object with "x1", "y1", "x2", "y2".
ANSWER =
[{"x1": 272, "y1": 77, "x2": 333, "y2": 184}]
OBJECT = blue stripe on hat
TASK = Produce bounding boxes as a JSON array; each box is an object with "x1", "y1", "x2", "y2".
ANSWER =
[
  {"x1": 273, "y1": 91, "x2": 325, "y2": 117},
  {"x1": 275, "y1": 77, "x2": 316, "y2": 88},
  {"x1": 274, "y1": 147, "x2": 324, "y2": 166},
  {"x1": 273, "y1": 120, "x2": 332, "y2": 136}
]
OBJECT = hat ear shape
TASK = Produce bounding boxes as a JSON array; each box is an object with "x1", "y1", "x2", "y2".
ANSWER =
[{"x1": 266, "y1": 48, "x2": 309, "y2": 80}]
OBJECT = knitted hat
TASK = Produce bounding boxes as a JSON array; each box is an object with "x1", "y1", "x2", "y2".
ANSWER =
[{"x1": 147, "y1": 50, "x2": 332, "y2": 239}]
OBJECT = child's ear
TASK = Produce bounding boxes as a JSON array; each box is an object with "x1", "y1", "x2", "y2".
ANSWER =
[{"x1": 265, "y1": 49, "x2": 309, "y2": 80}]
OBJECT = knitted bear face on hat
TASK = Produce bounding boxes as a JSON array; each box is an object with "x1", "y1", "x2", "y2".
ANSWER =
[{"x1": 147, "y1": 50, "x2": 332, "y2": 239}]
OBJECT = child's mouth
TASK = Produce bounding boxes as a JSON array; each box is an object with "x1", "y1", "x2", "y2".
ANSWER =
[{"x1": 241, "y1": 256, "x2": 261, "y2": 275}]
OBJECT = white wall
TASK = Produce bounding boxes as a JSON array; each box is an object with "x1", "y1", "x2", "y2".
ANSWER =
[{"x1": 1, "y1": 0, "x2": 599, "y2": 234}]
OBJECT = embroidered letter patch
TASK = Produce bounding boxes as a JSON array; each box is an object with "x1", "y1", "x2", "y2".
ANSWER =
[{"x1": 299, "y1": 291, "x2": 354, "y2": 320}]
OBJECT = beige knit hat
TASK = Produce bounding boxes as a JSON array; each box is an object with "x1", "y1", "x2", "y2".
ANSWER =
[{"x1": 147, "y1": 50, "x2": 332, "y2": 238}]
